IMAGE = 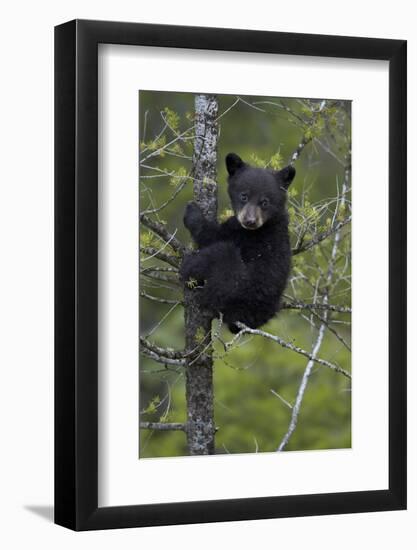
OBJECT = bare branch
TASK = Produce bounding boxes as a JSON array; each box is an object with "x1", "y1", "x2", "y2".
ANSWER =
[
  {"x1": 277, "y1": 320, "x2": 327, "y2": 451},
  {"x1": 281, "y1": 300, "x2": 351, "y2": 314},
  {"x1": 140, "y1": 291, "x2": 182, "y2": 305},
  {"x1": 288, "y1": 100, "x2": 328, "y2": 164},
  {"x1": 141, "y1": 365, "x2": 183, "y2": 375},
  {"x1": 237, "y1": 95, "x2": 266, "y2": 112},
  {"x1": 215, "y1": 97, "x2": 240, "y2": 121},
  {"x1": 140, "y1": 213, "x2": 185, "y2": 255},
  {"x1": 140, "y1": 336, "x2": 186, "y2": 366},
  {"x1": 140, "y1": 422, "x2": 186, "y2": 431},
  {"x1": 270, "y1": 389, "x2": 293, "y2": 410},
  {"x1": 233, "y1": 322, "x2": 351, "y2": 379},
  {"x1": 292, "y1": 215, "x2": 351, "y2": 255},
  {"x1": 140, "y1": 347, "x2": 185, "y2": 367},
  {"x1": 314, "y1": 137, "x2": 345, "y2": 167},
  {"x1": 140, "y1": 270, "x2": 181, "y2": 288},
  {"x1": 140, "y1": 120, "x2": 168, "y2": 155},
  {"x1": 310, "y1": 309, "x2": 351, "y2": 351},
  {"x1": 140, "y1": 246, "x2": 180, "y2": 268},
  {"x1": 290, "y1": 135, "x2": 312, "y2": 164},
  {"x1": 141, "y1": 178, "x2": 189, "y2": 216},
  {"x1": 278, "y1": 159, "x2": 351, "y2": 451},
  {"x1": 140, "y1": 125, "x2": 195, "y2": 163},
  {"x1": 141, "y1": 266, "x2": 178, "y2": 274},
  {"x1": 253, "y1": 100, "x2": 306, "y2": 126},
  {"x1": 140, "y1": 334, "x2": 185, "y2": 358}
]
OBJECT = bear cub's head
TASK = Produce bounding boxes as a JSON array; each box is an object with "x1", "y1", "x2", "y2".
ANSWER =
[{"x1": 226, "y1": 152, "x2": 296, "y2": 230}]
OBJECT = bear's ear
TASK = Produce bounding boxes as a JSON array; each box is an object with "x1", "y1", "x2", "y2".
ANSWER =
[
  {"x1": 226, "y1": 153, "x2": 245, "y2": 176},
  {"x1": 275, "y1": 165, "x2": 296, "y2": 190}
]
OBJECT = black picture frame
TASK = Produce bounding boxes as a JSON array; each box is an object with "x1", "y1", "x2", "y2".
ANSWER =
[{"x1": 55, "y1": 19, "x2": 407, "y2": 531}]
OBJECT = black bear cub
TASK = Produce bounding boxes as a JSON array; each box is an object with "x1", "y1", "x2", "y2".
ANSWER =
[{"x1": 180, "y1": 152, "x2": 296, "y2": 333}]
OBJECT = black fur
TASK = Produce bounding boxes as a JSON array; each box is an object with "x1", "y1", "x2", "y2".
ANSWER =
[{"x1": 180, "y1": 153, "x2": 296, "y2": 333}]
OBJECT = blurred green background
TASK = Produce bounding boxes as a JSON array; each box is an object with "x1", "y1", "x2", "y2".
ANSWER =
[{"x1": 139, "y1": 91, "x2": 351, "y2": 458}]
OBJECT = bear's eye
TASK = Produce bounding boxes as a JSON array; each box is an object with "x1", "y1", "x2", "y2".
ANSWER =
[
  {"x1": 260, "y1": 198, "x2": 269, "y2": 209},
  {"x1": 240, "y1": 192, "x2": 248, "y2": 203}
]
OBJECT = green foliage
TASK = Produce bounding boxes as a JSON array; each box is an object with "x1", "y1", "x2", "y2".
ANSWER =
[
  {"x1": 195, "y1": 326, "x2": 206, "y2": 344},
  {"x1": 169, "y1": 166, "x2": 187, "y2": 186},
  {"x1": 304, "y1": 116, "x2": 325, "y2": 140},
  {"x1": 268, "y1": 151, "x2": 284, "y2": 170},
  {"x1": 140, "y1": 231, "x2": 158, "y2": 248},
  {"x1": 140, "y1": 135, "x2": 167, "y2": 156},
  {"x1": 168, "y1": 143, "x2": 184, "y2": 156},
  {"x1": 142, "y1": 395, "x2": 161, "y2": 415},
  {"x1": 219, "y1": 208, "x2": 234, "y2": 222},
  {"x1": 300, "y1": 103, "x2": 314, "y2": 119},
  {"x1": 248, "y1": 151, "x2": 283, "y2": 170},
  {"x1": 249, "y1": 152, "x2": 267, "y2": 167},
  {"x1": 163, "y1": 107, "x2": 180, "y2": 131},
  {"x1": 288, "y1": 187, "x2": 298, "y2": 198},
  {"x1": 186, "y1": 277, "x2": 199, "y2": 289}
]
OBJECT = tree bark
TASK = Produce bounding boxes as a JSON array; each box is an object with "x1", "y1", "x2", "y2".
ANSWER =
[{"x1": 184, "y1": 95, "x2": 218, "y2": 455}]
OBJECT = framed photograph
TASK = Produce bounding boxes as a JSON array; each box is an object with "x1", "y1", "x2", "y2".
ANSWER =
[{"x1": 55, "y1": 19, "x2": 406, "y2": 530}]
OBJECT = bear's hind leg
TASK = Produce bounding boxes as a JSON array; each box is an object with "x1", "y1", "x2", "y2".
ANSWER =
[
  {"x1": 197, "y1": 242, "x2": 249, "y2": 311},
  {"x1": 180, "y1": 241, "x2": 248, "y2": 314}
]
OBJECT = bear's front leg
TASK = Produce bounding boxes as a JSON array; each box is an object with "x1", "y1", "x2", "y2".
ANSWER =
[{"x1": 183, "y1": 201, "x2": 220, "y2": 247}]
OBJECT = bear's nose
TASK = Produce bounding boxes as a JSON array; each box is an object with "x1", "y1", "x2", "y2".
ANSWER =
[{"x1": 244, "y1": 217, "x2": 257, "y2": 228}]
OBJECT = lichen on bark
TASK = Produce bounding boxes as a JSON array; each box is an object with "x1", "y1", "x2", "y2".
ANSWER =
[{"x1": 184, "y1": 94, "x2": 218, "y2": 455}]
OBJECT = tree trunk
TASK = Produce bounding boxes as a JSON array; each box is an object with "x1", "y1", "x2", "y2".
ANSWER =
[{"x1": 184, "y1": 94, "x2": 218, "y2": 455}]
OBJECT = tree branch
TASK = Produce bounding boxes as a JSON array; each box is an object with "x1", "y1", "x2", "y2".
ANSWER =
[
  {"x1": 140, "y1": 178, "x2": 189, "y2": 216},
  {"x1": 140, "y1": 291, "x2": 182, "y2": 305},
  {"x1": 140, "y1": 213, "x2": 185, "y2": 255},
  {"x1": 140, "y1": 246, "x2": 180, "y2": 268},
  {"x1": 277, "y1": 320, "x2": 327, "y2": 451},
  {"x1": 140, "y1": 348, "x2": 185, "y2": 367},
  {"x1": 290, "y1": 135, "x2": 312, "y2": 164},
  {"x1": 281, "y1": 301, "x2": 351, "y2": 314},
  {"x1": 292, "y1": 215, "x2": 351, "y2": 255},
  {"x1": 140, "y1": 125, "x2": 195, "y2": 163},
  {"x1": 277, "y1": 158, "x2": 351, "y2": 451},
  {"x1": 140, "y1": 422, "x2": 186, "y2": 431},
  {"x1": 310, "y1": 309, "x2": 351, "y2": 351},
  {"x1": 141, "y1": 266, "x2": 178, "y2": 274},
  {"x1": 140, "y1": 336, "x2": 186, "y2": 366},
  {"x1": 233, "y1": 322, "x2": 351, "y2": 379}
]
